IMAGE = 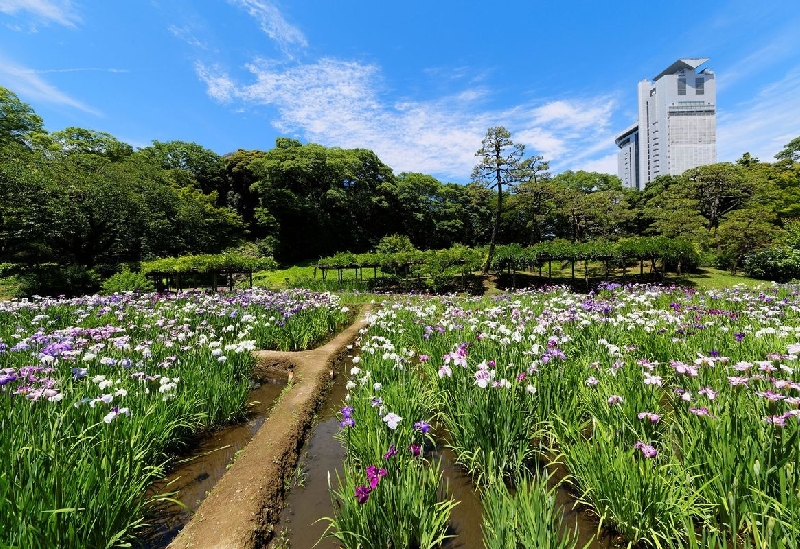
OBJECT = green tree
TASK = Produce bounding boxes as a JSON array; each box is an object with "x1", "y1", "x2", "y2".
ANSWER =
[
  {"x1": 683, "y1": 163, "x2": 758, "y2": 252},
  {"x1": 472, "y1": 127, "x2": 534, "y2": 273},
  {"x1": 249, "y1": 139, "x2": 395, "y2": 261},
  {"x1": 0, "y1": 86, "x2": 44, "y2": 149},
  {"x1": 51, "y1": 127, "x2": 134, "y2": 161},
  {"x1": 390, "y1": 172, "x2": 441, "y2": 249},
  {"x1": 547, "y1": 171, "x2": 630, "y2": 242},
  {"x1": 223, "y1": 148, "x2": 268, "y2": 232},
  {"x1": 138, "y1": 140, "x2": 229, "y2": 201},
  {"x1": 510, "y1": 156, "x2": 553, "y2": 244},
  {"x1": 0, "y1": 147, "x2": 56, "y2": 265},
  {"x1": 736, "y1": 152, "x2": 760, "y2": 167},
  {"x1": 642, "y1": 179, "x2": 708, "y2": 243},
  {"x1": 775, "y1": 136, "x2": 800, "y2": 163},
  {"x1": 581, "y1": 189, "x2": 635, "y2": 240},
  {"x1": 718, "y1": 206, "x2": 781, "y2": 274}
]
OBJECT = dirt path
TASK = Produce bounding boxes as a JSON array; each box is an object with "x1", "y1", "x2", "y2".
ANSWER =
[{"x1": 168, "y1": 306, "x2": 371, "y2": 549}]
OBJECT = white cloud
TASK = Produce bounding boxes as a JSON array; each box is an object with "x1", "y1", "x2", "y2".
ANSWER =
[
  {"x1": 228, "y1": 0, "x2": 306, "y2": 54},
  {"x1": 580, "y1": 153, "x2": 618, "y2": 175},
  {"x1": 195, "y1": 62, "x2": 237, "y2": 103},
  {"x1": 0, "y1": 56, "x2": 101, "y2": 116},
  {"x1": 0, "y1": 0, "x2": 80, "y2": 28},
  {"x1": 718, "y1": 66, "x2": 800, "y2": 162},
  {"x1": 197, "y1": 57, "x2": 617, "y2": 180},
  {"x1": 168, "y1": 25, "x2": 209, "y2": 50}
]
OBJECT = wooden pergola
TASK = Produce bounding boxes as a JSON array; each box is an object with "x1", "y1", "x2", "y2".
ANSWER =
[{"x1": 145, "y1": 268, "x2": 254, "y2": 292}]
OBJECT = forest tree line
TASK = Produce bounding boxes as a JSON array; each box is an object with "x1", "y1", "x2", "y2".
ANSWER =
[{"x1": 2, "y1": 85, "x2": 800, "y2": 295}]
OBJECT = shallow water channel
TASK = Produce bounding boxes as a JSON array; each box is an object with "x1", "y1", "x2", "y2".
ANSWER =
[
  {"x1": 137, "y1": 378, "x2": 287, "y2": 548},
  {"x1": 274, "y1": 368, "x2": 616, "y2": 549}
]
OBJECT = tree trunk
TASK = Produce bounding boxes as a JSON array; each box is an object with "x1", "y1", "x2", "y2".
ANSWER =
[{"x1": 483, "y1": 183, "x2": 503, "y2": 274}]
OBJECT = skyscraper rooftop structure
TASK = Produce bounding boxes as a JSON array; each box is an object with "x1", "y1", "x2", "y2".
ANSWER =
[{"x1": 615, "y1": 58, "x2": 716, "y2": 190}]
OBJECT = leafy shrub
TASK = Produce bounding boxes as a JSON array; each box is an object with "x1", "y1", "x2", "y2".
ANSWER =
[
  {"x1": 101, "y1": 268, "x2": 156, "y2": 294},
  {"x1": 375, "y1": 234, "x2": 415, "y2": 255},
  {"x1": 16, "y1": 264, "x2": 100, "y2": 297},
  {"x1": 743, "y1": 246, "x2": 800, "y2": 281},
  {"x1": 141, "y1": 252, "x2": 277, "y2": 275},
  {"x1": 698, "y1": 250, "x2": 718, "y2": 269}
]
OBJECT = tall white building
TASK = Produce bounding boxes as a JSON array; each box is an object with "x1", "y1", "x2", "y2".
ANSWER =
[{"x1": 615, "y1": 58, "x2": 716, "y2": 190}]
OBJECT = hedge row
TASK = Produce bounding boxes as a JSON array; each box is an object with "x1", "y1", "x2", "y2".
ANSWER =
[
  {"x1": 318, "y1": 237, "x2": 699, "y2": 274},
  {"x1": 141, "y1": 252, "x2": 277, "y2": 275}
]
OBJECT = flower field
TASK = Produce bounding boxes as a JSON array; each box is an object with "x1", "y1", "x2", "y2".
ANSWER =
[
  {"x1": 0, "y1": 289, "x2": 350, "y2": 548},
  {"x1": 329, "y1": 283, "x2": 800, "y2": 548}
]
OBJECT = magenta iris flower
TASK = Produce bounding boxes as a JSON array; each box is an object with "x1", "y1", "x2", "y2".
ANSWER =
[
  {"x1": 366, "y1": 465, "x2": 387, "y2": 489},
  {"x1": 355, "y1": 485, "x2": 371, "y2": 504},
  {"x1": 383, "y1": 445, "x2": 397, "y2": 460}
]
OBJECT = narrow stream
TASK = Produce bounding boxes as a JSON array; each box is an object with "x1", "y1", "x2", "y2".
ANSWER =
[
  {"x1": 275, "y1": 366, "x2": 618, "y2": 549},
  {"x1": 137, "y1": 378, "x2": 287, "y2": 548},
  {"x1": 273, "y1": 366, "x2": 349, "y2": 549}
]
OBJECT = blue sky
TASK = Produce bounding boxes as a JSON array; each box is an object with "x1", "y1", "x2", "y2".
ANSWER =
[{"x1": 1, "y1": 1, "x2": 799, "y2": 183}]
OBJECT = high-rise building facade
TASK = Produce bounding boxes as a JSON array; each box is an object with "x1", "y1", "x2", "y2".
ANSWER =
[{"x1": 615, "y1": 58, "x2": 716, "y2": 190}]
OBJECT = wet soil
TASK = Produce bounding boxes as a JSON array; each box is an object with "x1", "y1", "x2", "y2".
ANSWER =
[
  {"x1": 139, "y1": 380, "x2": 287, "y2": 548},
  {"x1": 167, "y1": 306, "x2": 370, "y2": 549},
  {"x1": 271, "y1": 370, "x2": 349, "y2": 549}
]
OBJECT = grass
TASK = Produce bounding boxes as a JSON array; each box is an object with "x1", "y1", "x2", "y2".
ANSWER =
[
  {"x1": 253, "y1": 261, "x2": 390, "y2": 290},
  {"x1": 671, "y1": 267, "x2": 766, "y2": 290},
  {"x1": 252, "y1": 261, "x2": 771, "y2": 299},
  {"x1": 0, "y1": 276, "x2": 20, "y2": 300},
  {"x1": 496, "y1": 261, "x2": 767, "y2": 292}
]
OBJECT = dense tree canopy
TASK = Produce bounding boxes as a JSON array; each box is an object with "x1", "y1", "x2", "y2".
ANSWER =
[
  {"x1": 1, "y1": 83, "x2": 799, "y2": 295},
  {"x1": 0, "y1": 87, "x2": 44, "y2": 149}
]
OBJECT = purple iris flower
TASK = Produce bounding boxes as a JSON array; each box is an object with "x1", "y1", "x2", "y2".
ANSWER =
[
  {"x1": 355, "y1": 485, "x2": 371, "y2": 504},
  {"x1": 383, "y1": 445, "x2": 397, "y2": 460},
  {"x1": 413, "y1": 420, "x2": 431, "y2": 434}
]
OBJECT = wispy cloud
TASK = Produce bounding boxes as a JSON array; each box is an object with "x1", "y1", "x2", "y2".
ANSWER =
[
  {"x1": 197, "y1": 57, "x2": 616, "y2": 180},
  {"x1": 718, "y1": 66, "x2": 800, "y2": 162},
  {"x1": 0, "y1": 56, "x2": 101, "y2": 116},
  {"x1": 228, "y1": 0, "x2": 306, "y2": 54},
  {"x1": 0, "y1": 0, "x2": 80, "y2": 28},
  {"x1": 168, "y1": 24, "x2": 209, "y2": 50}
]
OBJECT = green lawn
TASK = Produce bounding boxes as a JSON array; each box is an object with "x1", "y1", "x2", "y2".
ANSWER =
[
  {"x1": 669, "y1": 267, "x2": 767, "y2": 290},
  {"x1": 254, "y1": 260, "x2": 771, "y2": 294}
]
